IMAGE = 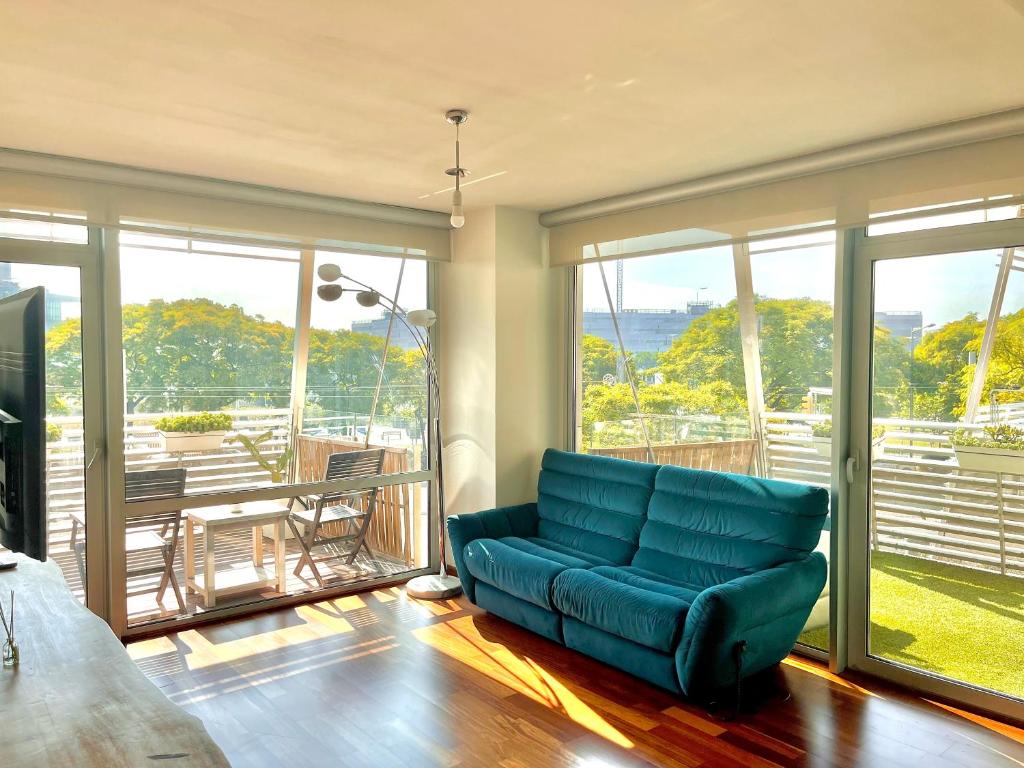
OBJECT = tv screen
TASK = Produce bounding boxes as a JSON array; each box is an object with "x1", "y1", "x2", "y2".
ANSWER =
[{"x1": 0, "y1": 287, "x2": 46, "y2": 561}]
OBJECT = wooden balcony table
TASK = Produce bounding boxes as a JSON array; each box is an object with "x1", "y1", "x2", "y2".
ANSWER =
[{"x1": 184, "y1": 500, "x2": 290, "y2": 608}]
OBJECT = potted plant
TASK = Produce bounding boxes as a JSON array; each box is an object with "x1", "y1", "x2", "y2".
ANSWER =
[
  {"x1": 230, "y1": 429, "x2": 293, "y2": 485},
  {"x1": 46, "y1": 421, "x2": 63, "y2": 443},
  {"x1": 809, "y1": 420, "x2": 886, "y2": 458},
  {"x1": 810, "y1": 420, "x2": 833, "y2": 457},
  {"x1": 952, "y1": 424, "x2": 1024, "y2": 474},
  {"x1": 156, "y1": 412, "x2": 233, "y2": 453},
  {"x1": 230, "y1": 430, "x2": 296, "y2": 539}
]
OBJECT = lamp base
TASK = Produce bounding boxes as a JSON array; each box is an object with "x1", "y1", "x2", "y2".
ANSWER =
[{"x1": 406, "y1": 573, "x2": 462, "y2": 600}]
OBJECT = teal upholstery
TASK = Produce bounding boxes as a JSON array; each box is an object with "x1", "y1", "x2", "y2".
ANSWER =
[
  {"x1": 463, "y1": 536, "x2": 610, "y2": 610},
  {"x1": 447, "y1": 450, "x2": 829, "y2": 700},
  {"x1": 447, "y1": 502, "x2": 538, "y2": 602},
  {"x1": 552, "y1": 568, "x2": 690, "y2": 651},
  {"x1": 537, "y1": 449, "x2": 659, "y2": 564},
  {"x1": 676, "y1": 553, "x2": 826, "y2": 697},
  {"x1": 476, "y1": 582, "x2": 564, "y2": 643},
  {"x1": 635, "y1": 465, "x2": 828, "y2": 590},
  {"x1": 563, "y1": 618, "x2": 681, "y2": 693}
]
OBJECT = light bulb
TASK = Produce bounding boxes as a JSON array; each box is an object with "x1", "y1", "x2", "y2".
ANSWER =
[
  {"x1": 317, "y1": 262, "x2": 342, "y2": 282},
  {"x1": 356, "y1": 290, "x2": 381, "y2": 308},
  {"x1": 407, "y1": 308, "x2": 437, "y2": 328},
  {"x1": 450, "y1": 189, "x2": 465, "y2": 229},
  {"x1": 317, "y1": 284, "x2": 343, "y2": 302}
]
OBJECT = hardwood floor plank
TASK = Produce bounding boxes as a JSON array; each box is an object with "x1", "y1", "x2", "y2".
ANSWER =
[{"x1": 130, "y1": 591, "x2": 1024, "y2": 768}]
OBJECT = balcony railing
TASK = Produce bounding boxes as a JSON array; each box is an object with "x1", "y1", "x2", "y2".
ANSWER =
[
  {"x1": 43, "y1": 408, "x2": 426, "y2": 588},
  {"x1": 40, "y1": 403, "x2": 1024, "y2": 611}
]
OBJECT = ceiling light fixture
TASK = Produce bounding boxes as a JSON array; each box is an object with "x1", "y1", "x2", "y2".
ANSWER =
[{"x1": 445, "y1": 109, "x2": 469, "y2": 229}]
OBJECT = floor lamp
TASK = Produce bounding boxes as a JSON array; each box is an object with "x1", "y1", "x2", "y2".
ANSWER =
[{"x1": 316, "y1": 263, "x2": 462, "y2": 599}]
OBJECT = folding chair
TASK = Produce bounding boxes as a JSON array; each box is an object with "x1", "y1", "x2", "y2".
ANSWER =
[
  {"x1": 74, "y1": 468, "x2": 188, "y2": 613},
  {"x1": 288, "y1": 448, "x2": 386, "y2": 587}
]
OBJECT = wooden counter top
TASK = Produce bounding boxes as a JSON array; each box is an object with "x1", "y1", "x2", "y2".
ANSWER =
[{"x1": 0, "y1": 555, "x2": 229, "y2": 767}]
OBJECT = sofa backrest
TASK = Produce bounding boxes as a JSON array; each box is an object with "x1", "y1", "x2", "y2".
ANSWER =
[
  {"x1": 537, "y1": 449, "x2": 659, "y2": 564},
  {"x1": 633, "y1": 465, "x2": 828, "y2": 589}
]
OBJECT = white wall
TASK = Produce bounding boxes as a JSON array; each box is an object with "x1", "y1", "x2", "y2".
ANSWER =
[{"x1": 439, "y1": 206, "x2": 565, "y2": 524}]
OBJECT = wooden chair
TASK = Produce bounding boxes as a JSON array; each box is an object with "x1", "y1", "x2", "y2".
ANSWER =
[
  {"x1": 288, "y1": 448, "x2": 386, "y2": 587},
  {"x1": 72, "y1": 468, "x2": 188, "y2": 613}
]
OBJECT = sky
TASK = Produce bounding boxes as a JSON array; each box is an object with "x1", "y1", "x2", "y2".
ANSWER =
[
  {"x1": 5, "y1": 248, "x2": 429, "y2": 332},
  {"x1": 582, "y1": 242, "x2": 1024, "y2": 332},
  {"x1": 4, "y1": 214, "x2": 1023, "y2": 339}
]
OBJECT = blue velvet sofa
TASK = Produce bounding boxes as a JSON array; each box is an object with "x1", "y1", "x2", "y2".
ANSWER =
[{"x1": 447, "y1": 449, "x2": 828, "y2": 698}]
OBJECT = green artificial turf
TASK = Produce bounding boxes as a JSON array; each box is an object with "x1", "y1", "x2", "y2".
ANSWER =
[{"x1": 798, "y1": 551, "x2": 1024, "y2": 698}]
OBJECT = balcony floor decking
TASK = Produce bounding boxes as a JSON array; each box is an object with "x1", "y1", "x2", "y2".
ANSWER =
[{"x1": 45, "y1": 523, "x2": 415, "y2": 627}]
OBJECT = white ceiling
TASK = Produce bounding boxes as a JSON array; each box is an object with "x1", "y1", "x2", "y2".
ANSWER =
[{"x1": 2, "y1": 1, "x2": 1024, "y2": 215}]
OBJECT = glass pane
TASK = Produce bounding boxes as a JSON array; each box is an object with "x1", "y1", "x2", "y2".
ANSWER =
[
  {"x1": 0, "y1": 261, "x2": 85, "y2": 602},
  {"x1": 867, "y1": 199, "x2": 1020, "y2": 236},
  {"x1": 118, "y1": 232, "x2": 300, "y2": 499},
  {"x1": 869, "y1": 245, "x2": 1024, "y2": 699},
  {"x1": 750, "y1": 233, "x2": 836, "y2": 650},
  {"x1": 125, "y1": 481, "x2": 430, "y2": 627},
  {"x1": 303, "y1": 253, "x2": 430, "y2": 470},
  {"x1": 578, "y1": 245, "x2": 751, "y2": 461}
]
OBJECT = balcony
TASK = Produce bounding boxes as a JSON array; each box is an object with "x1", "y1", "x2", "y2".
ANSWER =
[{"x1": 44, "y1": 407, "x2": 428, "y2": 626}]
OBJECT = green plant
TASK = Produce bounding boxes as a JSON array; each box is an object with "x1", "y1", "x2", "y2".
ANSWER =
[
  {"x1": 951, "y1": 424, "x2": 1024, "y2": 451},
  {"x1": 231, "y1": 430, "x2": 292, "y2": 483},
  {"x1": 811, "y1": 419, "x2": 885, "y2": 441},
  {"x1": 46, "y1": 422, "x2": 63, "y2": 443},
  {"x1": 155, "y1": 412, "x2": 233, "y2": 434}
]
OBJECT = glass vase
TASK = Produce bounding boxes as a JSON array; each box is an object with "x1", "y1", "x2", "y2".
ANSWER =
[{"x1": 2, "y1": 638, "x2": 19, "y2": 667}]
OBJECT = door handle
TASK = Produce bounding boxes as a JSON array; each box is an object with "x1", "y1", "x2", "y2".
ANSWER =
[
  {"x1": 85, "y1": 440, "x2": 103, "y2": 471},
  {"x1": 846, "y1": 452, "x2": 859, "y2": 484}
]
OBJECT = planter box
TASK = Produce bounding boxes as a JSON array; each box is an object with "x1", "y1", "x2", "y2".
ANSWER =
[
  {"x1": 159, "y1": 430, "x2": 227, "y2": 453},
  {"x1": 953, "y1": 444, "x2": 1024, "y2": 475}
]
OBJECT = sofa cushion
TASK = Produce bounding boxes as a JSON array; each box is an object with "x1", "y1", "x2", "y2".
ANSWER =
[
  {"x1": 589, "y1": 565, "x2": 702, "y2": 603},
  {"x1": 552, "y1": 567, "x2": 692, "y2": 652},
  {"x1": 462, "y1": 537, "x2": 610, "y2": 610},
  {"x1": 633, "y1": 465, "x2": 829, "y2": 590},
  {"x1": 537, "y1": 449, "x2": 659, "y2": 565}
]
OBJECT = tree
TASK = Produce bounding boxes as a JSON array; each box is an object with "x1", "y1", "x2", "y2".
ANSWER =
[
  {"x1": 580, "y1": 334, "x2": 618, "y2": 383},
  {"x1": 43, "y1": 299, "x2": 428, "y2": 429},
  {"x1": 657, "y1": 298, "x2": 835, "y2": 412}
]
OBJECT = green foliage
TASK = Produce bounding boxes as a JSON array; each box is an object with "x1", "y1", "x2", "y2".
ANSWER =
[
  {"x1": 46, "y1": 422, "x2": 63, "y2": 443},
  {"x1": 811, "y1": 420, "x2": 832, "y2": 438},
  {"x1": 811, "y1": 419, "x2": 885, "y2": 441},
  {"x1": 231, "y1": 430, "x2": 292, "y2": 483},
  {"x1": 155, "y1": 412, "x2": 233, "y2": 434},
  {"x1": 951, "y1": 424, "x2": 1024, "y2": 451},
  {"x1": 44, "y1": 299, "x2": 428, "y2": 427}
]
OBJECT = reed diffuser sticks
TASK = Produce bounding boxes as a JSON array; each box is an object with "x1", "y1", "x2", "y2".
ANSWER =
[{"x1": 1, "y1": 589, "x2": 18, "y2": 666}]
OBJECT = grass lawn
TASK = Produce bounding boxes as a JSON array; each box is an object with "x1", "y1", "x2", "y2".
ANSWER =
[{"x1": 798, "y1": 551, "x2": 1024, "y2": 698}]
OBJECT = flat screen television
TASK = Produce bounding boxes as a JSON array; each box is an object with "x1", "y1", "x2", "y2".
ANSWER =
[{"x1": 0, "y1": 287, "x2": 46, "y2": 561}]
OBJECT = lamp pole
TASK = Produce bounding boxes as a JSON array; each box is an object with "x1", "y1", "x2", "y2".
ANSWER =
[{"x1": 316, "y1": 264, "x2": 461, "y2": 599}]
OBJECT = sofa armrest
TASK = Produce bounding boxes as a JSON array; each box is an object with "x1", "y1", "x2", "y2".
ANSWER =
[
  {"x1": 446, "y1": 503, "x2": 540, "y2": 602},
  {"x1": 675, "y1": 552, "x2": 826, "y2": 697}
]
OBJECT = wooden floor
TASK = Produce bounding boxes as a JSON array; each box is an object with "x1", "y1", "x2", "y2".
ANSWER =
[{"x1": 129, "y1": 590, "x2": 1024, "y2": 768}]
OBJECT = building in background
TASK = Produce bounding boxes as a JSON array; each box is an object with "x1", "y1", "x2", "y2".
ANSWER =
[{"x1": 0, "y1": 262, "x2": 77, "y2": 329}]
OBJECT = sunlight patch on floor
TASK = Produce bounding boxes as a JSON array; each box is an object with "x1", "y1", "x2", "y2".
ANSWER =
[
  {"x1": 170, "y1": 636, "x2": 399, "y2": 705},
  {"x1": 413, "y1": 616, "x2": 635, "y2": 749}
]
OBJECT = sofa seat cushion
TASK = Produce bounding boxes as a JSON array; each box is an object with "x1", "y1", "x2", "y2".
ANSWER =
[
  {"x1": 462, "y1": 537, "x2": 609, "y2": 610},
  {"x1": 552, "y1": 567, "x2": 693, "y2": 652},
  {"x1": 590, "y1": 566, "x2": 702, "y2": 603}
]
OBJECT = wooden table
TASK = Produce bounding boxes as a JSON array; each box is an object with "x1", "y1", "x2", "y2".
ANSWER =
[
  {"x1": 183, "y1": 500, "x2": 290, "y2": 608},
  {"x1": 0, "y1": 555, "x2": 229, "y2": 767}
]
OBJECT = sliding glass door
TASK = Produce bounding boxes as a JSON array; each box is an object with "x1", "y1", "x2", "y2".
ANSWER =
[
  {"x1": 0, "y1": 220, "x2": 107, "y2": 614},
  {"x1": 850, "y1": 215, "x2": 1024, "y2": 718}
]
